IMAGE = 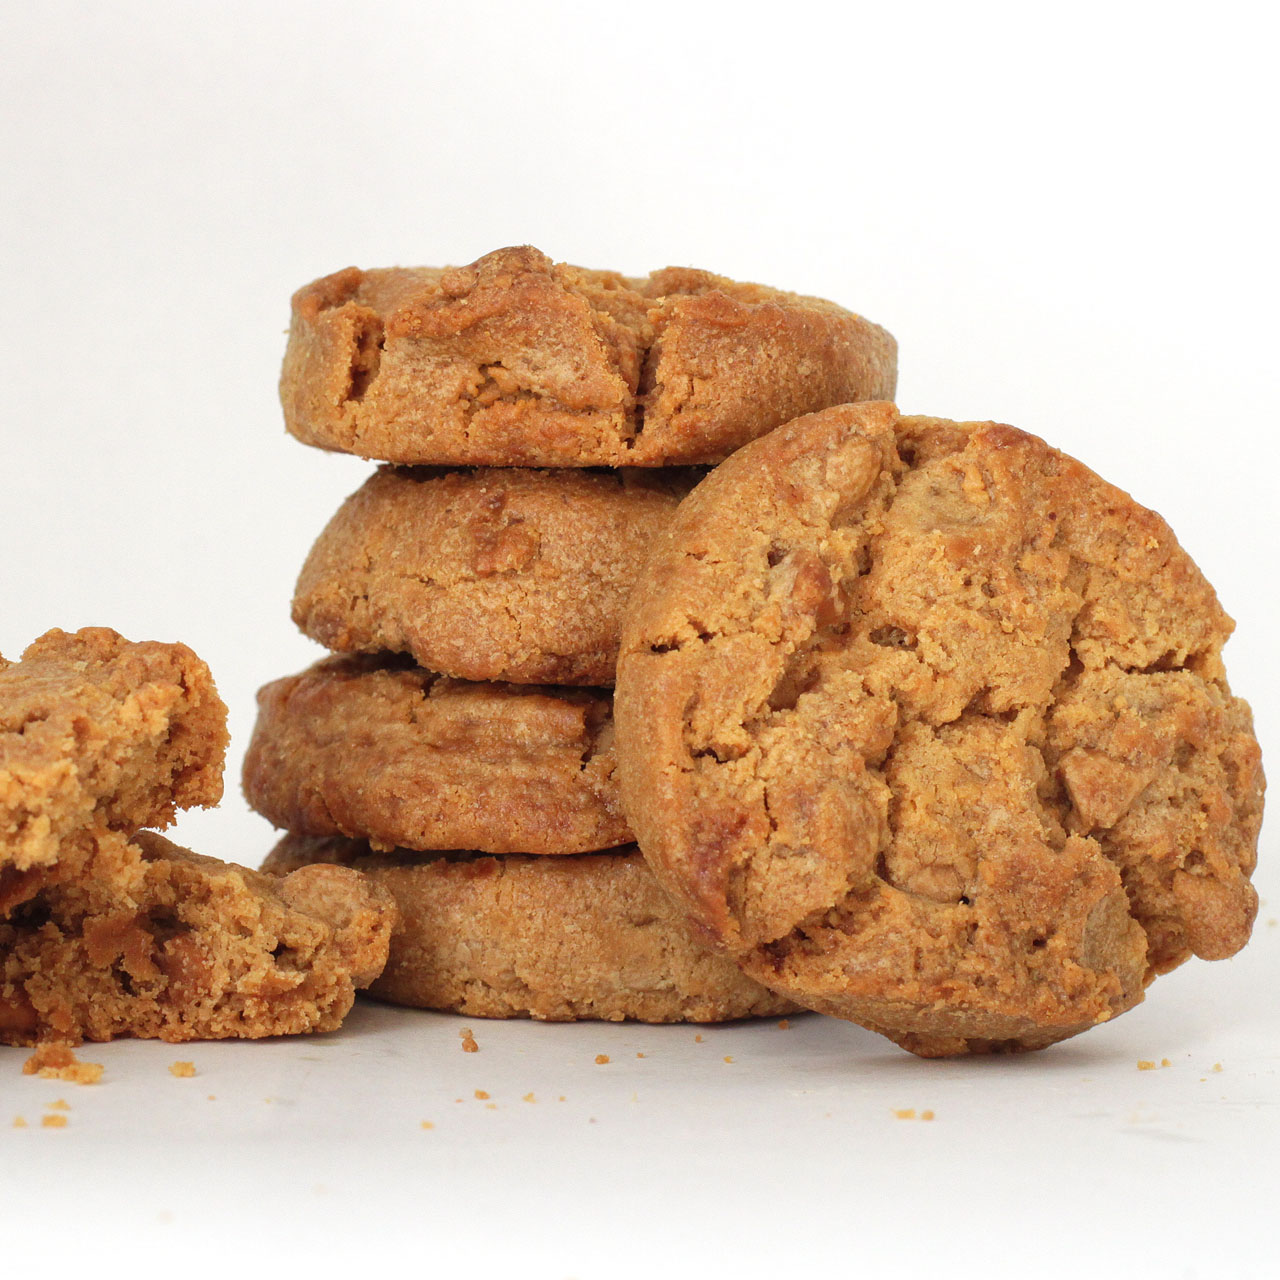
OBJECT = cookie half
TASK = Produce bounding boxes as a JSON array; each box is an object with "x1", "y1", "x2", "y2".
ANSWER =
[
  {"x1": 1, "y1": 628, "x2": 228, "y2": 892},
  {"x1": 263, "y1": 835, "x2": 797, "y2": 1023},
  {"x1": 293, "y1": 466, "x2": 697, "y2": 685},
  {"x1": 280, "y1": 245, "x2": 897, "y2": 467},
  {"x1": 1, "y1": 829, "x2": 396, "y2": 1045},
  {"x1": 243, "y1": 655, "x2": 629, "y2": 854},
  {"x1": 615, "y1": 402, "x2": 1264, "y2": 1056}
]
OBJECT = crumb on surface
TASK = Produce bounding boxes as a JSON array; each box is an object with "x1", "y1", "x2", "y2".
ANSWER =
[
  {"x1": 22, "y1": 1044, "x2": 103, "y2": 1085},
  {"x1": 636, "y1": 1052, "x2": 645, "y2": 1059},
  {"x1": 595, "y1": 1054, "x2": 610, "y2": 1065},
  {"x1": 169, "y1": 1061, "x2": 196, "y2": 1078},
  {"x1": 893, "y1": 1108, "x2": 916, "y2": 1120},
  {"x1": 421, "y1": 1120, "x2": 434, "y2": 1129},
  {"x1": 1160, "y1": 1058, "x2": 1171, "y2": 1068},
  {"x1": 723, "y1": 1056, "x2": 734, "y2": 1064},
  {"x1": 12, "y1": 1116, "x2": 27, "y2": 1128},
  {"x1": 41, "y1": 1114, "x2": 67, "y2": 1129},
  {"x1": 694, "y1": 1034, "x2": 703, "y2": 1043},
  {"x1": 474, "y1": 1089, "x2": 490, "y2": 1100},
  {"x1": 558, "y1": 1095, "x2": 566, "y2": 1102},
  {"x1": 1213, "y1": 1063, "x2": 1223, "y2": 1073},
  {"x1": 522, "y1": 1092, "x2": 536, "y2": 1103},
  {"x1": 49, "y1": 1099, "x2": 70, "y2": 1111},
  {"x1": 777, "y1": 1019, "x2": 790, "y2": 1030},
  {"x1": 1138, "y1": 1060, "x2": 1157, "y2": 1070},
  {"x1": 921, "y1": 1109, "x2": 936, "y2": 1121},
  {"x1": 460, "y1": 1028, "x2": 479, "y2": 1053},
  {"x1": 485, "y1": 1103, "x2": 497, "y2": 1111}
]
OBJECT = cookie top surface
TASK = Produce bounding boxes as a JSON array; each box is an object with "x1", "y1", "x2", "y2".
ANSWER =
[
  {"x1": 293, "y1": 465, "x2": 697, "y2": 685},
  {"x1": 615, "y1": 402, "x2": 1264, "y2": 1055},
  {"x1": 263, "y1": 834, "x2": 796, "y2": 1024},
  {"x1": 0, "y1": 829, "x2": 396, "y2": 1045},
  {"x1": 0, "y1": 628, "x2": 229, "y2": 874},
  {"x1": 243, "y1": 654, "x2": 629, "y2": 854},
  {"x1": 280, "y1": 245, "x2": 897, "y2": 466}
]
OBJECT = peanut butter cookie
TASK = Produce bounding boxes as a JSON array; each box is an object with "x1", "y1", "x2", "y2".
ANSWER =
[
  {"x1": 1, "y1": 628, "x2": 228, "y2": 912},
  {"x1": 263, "y1": 835, "x2": 797, "y2": 1023},
  {"x1": 243, "y1": 655, "x2": 629, "y2": 854},
  {"x1": 293, "y1": 466, "x2": 697, "y2": 685},
  {"x1": 280, "y1": 245, "x2": 897, "y2": 466},
  {"x1": 615, "y1": 402, "x2": 1263, "y2": 1056},
  {"x1": 1, "y1": 829, "x2": 396, "y2": 1045}
]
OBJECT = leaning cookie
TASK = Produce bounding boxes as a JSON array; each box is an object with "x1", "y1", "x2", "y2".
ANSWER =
[
  {"x1": 243, "y1": 655, "x2": 629, "y2": 854},
  {"x1": 0, "y1": 829, "x2": 396, "y2": 1046},
  {"x1": 263, "y1": 835, "x2": 797, "y2": 1023},
  {"x1": 615, "y1": 402, "x2": 1264, "y2": 1056},
  {"x1": 1, "y1": 628, "x2": 228, "y2": 907},
  {"x1": 294, "y1": 466, "x2": 697, "y2": 685},
  {"x1": 280, "y1": 245, "x2": 897, "y2": 467}
]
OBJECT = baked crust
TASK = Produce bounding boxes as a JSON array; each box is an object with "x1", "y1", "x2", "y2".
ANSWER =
[
  {"x1": 615, "y1": 402, "x2": 1264, "y2": 1056},
  {"x1": 293, "y1": 465, "x2": 697, "y2": 685},
  {"x1": 0, "y1": 830, "x2": 396, "y2": 1046},
  {"x1": 243, "y1": 655, "x2": 630, "y2": 854},
  {"x1": 280, "y1": 245, "x2": 897, "y2": 466},
  {"x1": 0, "y1": 628, "x2": 228, "y2": 886},
  {"x1": 263, "y1": 835, "x2": 797, "y2": 1023}
]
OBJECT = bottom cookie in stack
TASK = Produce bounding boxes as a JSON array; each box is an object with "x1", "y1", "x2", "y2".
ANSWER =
[{"x1": 263, "y1": 835, "x2": 798, "y2": 1024}]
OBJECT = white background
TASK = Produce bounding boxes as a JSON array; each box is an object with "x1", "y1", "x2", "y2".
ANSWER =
[{"x1": 1, "y1": 3, "x2": 1276, "y2": 1277}]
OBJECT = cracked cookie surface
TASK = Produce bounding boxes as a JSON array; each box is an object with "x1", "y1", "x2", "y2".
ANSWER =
[
  {"x1": 243, "y1": 655, "x2": 630, "y2": 854},
  {"x1": 1, "y1": 628, "x2": 228, "y2": 897},
  {"x1": 615, "y1": 402, "x2": 1263, "y2": 1056},
  {"x1": 264, "y1": 834, "x2": 797, "y2": 1023},
  {"x1": 1, "y1": 829, "x2": 396, "y2": 1045},
  {"x1": 293, "y1": 465, "x2": 697, "y2": 685},
  {"x1": 280, "y1": 245, "x2": 897, "y2": 466}
]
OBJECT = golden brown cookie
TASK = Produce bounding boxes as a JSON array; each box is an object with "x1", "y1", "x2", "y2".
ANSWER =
[
  {"x1": 1, "y1": 628, "x2": 228, "y2": 906},
  {"x1": 243, "y1": 654, "x2": 630, "y2": 854},
  {"x1": 293, "y1": 466, "x2": 697, "y2": 685},
  {"x1": 280, "y1": 245, "x2": 897, "y2": 467},
  {"x1": 615, "y1": 402, "x2": 1264, "y2": 1057},
  {"x1": 263, "y1": 834, "x2": 797, "y2": 1023},
  {"x1": 0, "y1": 829, "x2": 396, "y2": 1046}
]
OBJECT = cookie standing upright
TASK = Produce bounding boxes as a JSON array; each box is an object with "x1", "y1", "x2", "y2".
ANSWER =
[
  {"x1": 280, "y1": 245, "x2": 898, "y2": 467},
  {"x1": 614, "y1": 402, "x2": 1264, "y2": 1056}
]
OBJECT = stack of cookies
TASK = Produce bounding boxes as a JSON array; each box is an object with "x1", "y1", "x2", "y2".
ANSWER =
[{"x1": 243, "y1": 245, "x2": 898, "y2": 1023}]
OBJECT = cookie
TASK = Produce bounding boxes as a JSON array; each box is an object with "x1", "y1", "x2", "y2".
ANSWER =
[
  {"x1": 615, "y1": 402, "x2": 1263, "y2": 1056},
  {"x1": 1, "y1": 628, "x2": 228, "y2": 907},
  {"x1": 293, "y1": 465, "x2": 697, "y2": 685},
  {"x1": 243, "y1": 655, "x2": 629, "y2": 854},
  {"x1": 0, "y1": 829, "x2": 396, "y2": 1045},
  {"x1": 280, "y1": 245, "x2": 897, "y2": 467},
  {"x1": 263, "y1": 835, "x2": 798, "y2": 1023}
]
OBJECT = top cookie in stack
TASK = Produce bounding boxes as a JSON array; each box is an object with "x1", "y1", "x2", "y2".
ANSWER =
[{"x1": 244, "y1": 245, "x2": 895, "y2": 1023}]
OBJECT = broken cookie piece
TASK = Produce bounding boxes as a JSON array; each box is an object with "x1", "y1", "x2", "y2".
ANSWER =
[
  {"x1": 0, "y1": 628, "x2": 228, "y2": 888},
  {"x1": 0, "y1": 829, "x2": 396, "y2": 1046}
]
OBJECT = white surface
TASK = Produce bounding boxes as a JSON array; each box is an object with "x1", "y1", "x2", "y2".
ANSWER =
[{"x1": 1, "y1": 3, "x2": 1277, "y2": 1276}]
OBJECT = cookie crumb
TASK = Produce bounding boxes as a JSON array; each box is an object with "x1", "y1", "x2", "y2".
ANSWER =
[
  {"x1": 13, "y1": 1116, "x2": 27, "y2": 1128},
  {"x1": 558, "y1": 1095, "x2": 566, "y2": 1102},
  {"x1": 207, "y1": 1095, "x2": 216, "y2": 1101},
  {"x1": 485, "y1": 1103, "x2": 498, "y2": 1111},
  {"x1": 1160, "y1": 1058, "x2": 1171, "y2": 1068},
  {"x1": 1212, "y1": 1063, "x2": 1223, "y2": 1073},
  {"x1": 421, "y1": 1121, "x2": 434, "y2": 1130},
  {"x1": 41, "y1": 1114, "x2": 67, "y2": 1129},
  {"x1": 694, "y1": 1034, "x2": 703, "y2": 1043},
  {"x1": 474, "y1": 1089, "x2": 490, "y2": 1100},
  {"x1": 893, "y1": 1108, "x2": 916, "y2": 1120},
  {"x1": 22, "y1": 1044, "x2": 103, "y2": 1085},
  {"x1": 777, "y1": 1019, "x2": 790, "y2": 1030},
  {"x1": 1137, "y1": 1060, "x2": 1157, "y2": 1070},
  {"x1": 595, "y1": 1054, "x2": 610, "y2": 1065},
  {"x1": 169, "y1": 1061, "x2": 196, "y2": 1078},
  {"x1": 522, "y1": 1092, "x2": 536, "y2": 1103},
  {"x1": 635, "y1": 1052, "x2": 645, "y2": 1059},
  {"x1": 49, "y1": 1098, "x2": 70, "y2": 1111},
  {"x1": 921, "y1": 1110, "x2": 936, "y2": 1121},
  {"x1": 723, "y1": 1056, "x2": 734, "y2": 1064},
  {"x1": 460, "y1": 1028, "x2": 479, "y2": 1053}
]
